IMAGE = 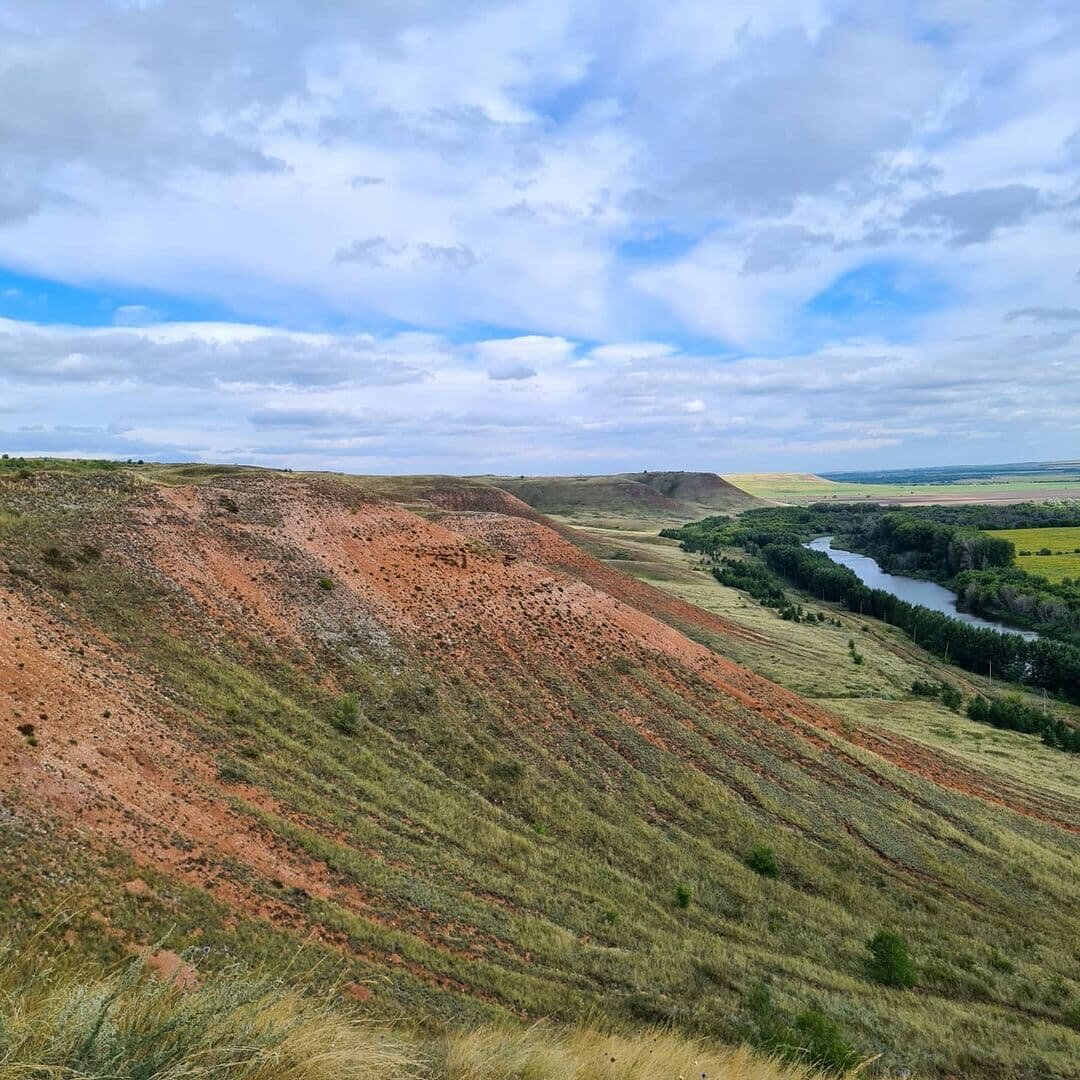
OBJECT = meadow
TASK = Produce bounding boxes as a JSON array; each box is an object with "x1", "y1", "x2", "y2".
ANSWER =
[{"x1": 988, "y1": 526, "x2": 1080, "y2": 583}]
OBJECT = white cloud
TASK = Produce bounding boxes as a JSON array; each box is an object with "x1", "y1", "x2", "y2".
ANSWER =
[{"x1": 0, "y1": 1, "x2": 1078, "y2": 469}]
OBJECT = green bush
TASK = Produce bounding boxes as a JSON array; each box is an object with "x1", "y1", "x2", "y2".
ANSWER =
[
  {"x1": 746, "y1": 984, "x2": 859, "y2": 1075},
  {"x1": 792, "y1": 1008, "x2": 860, "y2": 1074},
  {"x1": 674, "y1": 884, "x2": 692, "y2": 909},
  {"x1": 216, "y1": 758, "x2": 251, "y2": 784},
  {"x1": 867, "y1": 929, "x2": 917, "y2": 988},
  {"x1": 329, "y1": 692, "x2": 361, "y2": 735},
  {"x1": 745, "y1": 845, "x2": 780, "y2": 878},
  {"x1": 317, "y1": 576, "x2": 335, "y2": 591},
  {"x1": 939, "y1": 683, "x2": 963, "y2": 711},
  {"x1": 1062, "y1": 1000, "x2": 1080, "y2": 1032}
]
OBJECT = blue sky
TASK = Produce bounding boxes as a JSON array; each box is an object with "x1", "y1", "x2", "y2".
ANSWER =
[{"x1": 0, "y1": 0, "x2": 1078, "y2": 474}]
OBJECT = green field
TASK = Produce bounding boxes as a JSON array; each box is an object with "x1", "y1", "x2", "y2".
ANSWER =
[
  {"x1": 988, "y1": 526, "x2": 1080, "y2": 583},
  {"x1": 725, "y1": 472, "x2": 1080, "y2": 506}
]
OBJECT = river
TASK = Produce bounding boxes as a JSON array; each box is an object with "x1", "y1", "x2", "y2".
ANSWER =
[{"x1": 805, "y1": 536, "x2": 1039, "y2": 641}]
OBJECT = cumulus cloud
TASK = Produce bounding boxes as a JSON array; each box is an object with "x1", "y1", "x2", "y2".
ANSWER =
[
  {"x1": 1, "y1": 315, "x2": 1076, "y2": 472},
  {"x1": 335, "y1": 236, "x2": 406, "y2": 266},
  {"x1": 415, "y1": 243, "x2": 479, "y2": 272},
  {"x1": 1004, "y1": 307, "x2": 1080, "y2": 323},
  {"x1": 1, "y1": 1, "x2": 1079, "y2": 470},
  {"x1": 0, "y1": 320, "x2": 431, "y2": 388}
]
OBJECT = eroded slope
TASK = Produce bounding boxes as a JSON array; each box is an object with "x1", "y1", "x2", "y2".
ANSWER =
[{"x1": 1, "y1": 469, "x2": 1078, "y2": 1078}]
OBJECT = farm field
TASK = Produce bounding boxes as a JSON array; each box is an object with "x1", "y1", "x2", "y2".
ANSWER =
[
  {"x1": 725, "y1": 471, "x2": 1080, "y2": 506},
  {"x1": 988, "y1": 526, "x2": 1080, "y2": 583}
]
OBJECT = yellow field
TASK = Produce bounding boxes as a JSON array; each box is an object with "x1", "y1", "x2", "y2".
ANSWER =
[
  {"x1": 988, "y1": 526, "x2": 1080, "y2": 582},
  {"x1": 725, "y1": 472, "x2": 1080, "y2": 506}
]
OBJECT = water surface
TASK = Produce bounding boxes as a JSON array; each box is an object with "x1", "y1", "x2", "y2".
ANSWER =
[{"x1": 806, "y1": 536, "x2": 1039, "y2": 641}]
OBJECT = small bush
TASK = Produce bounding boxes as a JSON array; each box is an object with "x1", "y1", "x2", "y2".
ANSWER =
[
  {"x1": 329, "y1": 692, "x2": 361, "y2": 735},
  {"x1": 1062, "y1": 1000, "x2": 1080, "y2": 1032},
  {"x1": 867, "y1": 929, "x2": 917, "y2": 988},
  {"x1": 792, "y1": 1008, "x2": 860, "y2": 1074},
  {"x1": 317, "y1": 576, "x2": 335, "y2": 591},
  {"x1": 745, "y1": 845, "x2": 779, "y2": 879},
  {"x1": 746, "y1": 984, "x2": 859, "y2": 1075},
  {"x1": 939, "y1": 683, "x2": 963, "y2": 711},
  {"x1": 216, "y1": 758, "x2": 251, "y2": 784},
  {"x1": 675, "y1": 884, "x2": 692, "y2": 909}
]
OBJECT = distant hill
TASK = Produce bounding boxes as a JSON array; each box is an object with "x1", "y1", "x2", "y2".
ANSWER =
[{"x1": 489, "y1": 470, "x2": 763, "y2": 518}]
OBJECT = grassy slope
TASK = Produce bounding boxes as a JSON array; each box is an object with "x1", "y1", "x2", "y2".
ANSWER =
[
  {"x1": 0, "y1": 936, "x2": 827, "y2": 1080},
  {"x1": 1, "y1": 465, "x2": 1079, "y2": 1078},
  {"x1": 725, "y1": 473, "x2": 1080, "y2": 505},
  {"x1": 558, "y1": 522, "x2": 1080, "y2": 801}
]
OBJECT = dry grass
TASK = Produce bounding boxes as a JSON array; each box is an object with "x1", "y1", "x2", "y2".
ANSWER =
[
  {"x1": 0, "y1": 937, "x2": 842, "y2": 1080},
  {"x1": 0, "y1": 933, "x2": 422, "y2": 1080},
  {"x1": 444, "y1": 1024, "x2": 840, "y2": 1080}
]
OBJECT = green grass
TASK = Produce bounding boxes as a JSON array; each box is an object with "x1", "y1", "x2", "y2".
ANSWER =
[
  {"x1": 988, "y1": 526, "x2": 1080, "y2": 582},
  {"x1": 2, "y1": 470, "x2": 1080, "y2": 1077}
]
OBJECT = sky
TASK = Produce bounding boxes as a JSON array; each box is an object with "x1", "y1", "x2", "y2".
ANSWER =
[{"x1": 0, "y1": 0, "x2": 1078, "y2": 475}]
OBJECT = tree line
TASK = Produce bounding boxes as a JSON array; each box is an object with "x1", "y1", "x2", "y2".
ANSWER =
[
  {"x1": 663, "y1": 505, "x2": 1080, "y2": 714},
  {"x1": 664, "y1": 501, "x2": 1080, "y2": 643}
]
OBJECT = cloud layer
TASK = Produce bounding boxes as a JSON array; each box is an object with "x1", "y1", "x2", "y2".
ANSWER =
[{"x1": 0, "y1": 0, "x2": 1078, "y2": 471}]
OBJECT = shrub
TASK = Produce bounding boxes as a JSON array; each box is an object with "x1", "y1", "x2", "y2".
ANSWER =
[
  {"x1": 940, "y1": 683, "x2": 963, "y2": 711},
  {"x1": 675, "y1": 884, "x2": 692, "y2": 909},
  {"x1": 745, "y1": 844, "x2": 780, "y2": 879},
  {"x1": 791, "y1": 1008, "x2": 860, "y2": 1074},
  {"x1": 867, "y1": 929, "x2": 917, "y2": 988},
  {"x1": 746, "y1": 984, "x2": 859, "y2": 1075},
  {"x1": 1062, "y1": 1000, "x2": 1080, "y2": 1032},
  {"x1": 216, "y1": 758, "x2": 251, "y2": 784},
  {"x1": 329, "y1": 692, "x2": 361, "y2": 735},
  {"x1": 317, "y1": 576, "x2": 335, "y2": 591}
]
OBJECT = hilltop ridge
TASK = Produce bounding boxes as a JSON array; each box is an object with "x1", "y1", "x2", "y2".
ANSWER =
[{"x1": 487, "y1": 470, "x2": 763, "y2": 519}]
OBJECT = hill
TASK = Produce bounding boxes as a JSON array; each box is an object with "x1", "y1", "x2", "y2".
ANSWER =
[
  {"x1": 1, "y1": 464, "x2": 1078, "y2": 1077},
  {"x1": 487, "y1": 471, "x2": 763, "y2": 520}
]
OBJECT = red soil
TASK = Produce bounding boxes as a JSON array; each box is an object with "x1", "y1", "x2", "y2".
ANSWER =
[{"x1": 1, "y1": 472, "x2": 1076, "y2": 993}]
